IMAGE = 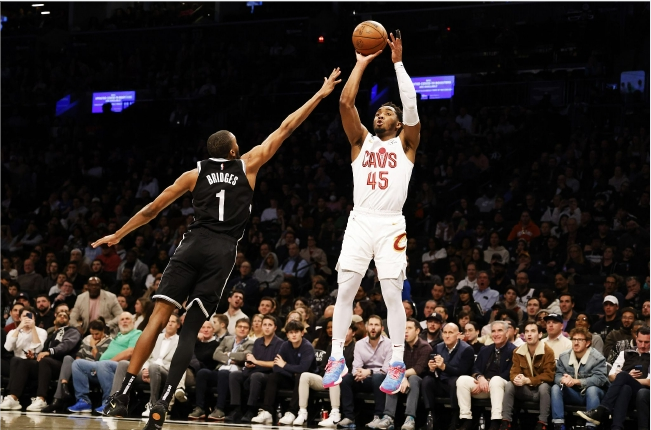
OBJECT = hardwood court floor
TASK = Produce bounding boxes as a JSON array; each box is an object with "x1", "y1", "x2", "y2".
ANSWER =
[{"x1": 0, "y1": 412, "x2": 293, "y2": 430}]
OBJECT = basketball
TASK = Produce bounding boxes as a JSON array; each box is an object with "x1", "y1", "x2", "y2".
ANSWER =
[{"x1": 352, "y1": 21, "x2": 387, "y2": 56}]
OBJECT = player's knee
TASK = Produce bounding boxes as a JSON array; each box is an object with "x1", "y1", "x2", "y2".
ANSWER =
[{"x1": 337, "y1": 269, "x2": 356, "y2": 284}]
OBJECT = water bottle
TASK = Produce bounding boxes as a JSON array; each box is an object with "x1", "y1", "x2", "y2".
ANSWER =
[
  {"x1": 276, "y1": 403, "x2": 283, "y2": 423},
  {"x1": 426, "y1": 411, "x2": 434, "y2": 430}
]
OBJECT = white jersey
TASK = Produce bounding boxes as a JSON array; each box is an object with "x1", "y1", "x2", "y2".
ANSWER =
[{"x1": 351, "y1": 133, "x2": 414, "y2": 212}]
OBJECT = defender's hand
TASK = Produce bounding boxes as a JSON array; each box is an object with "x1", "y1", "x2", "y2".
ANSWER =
[
  {"x1": 92, "y1": 234, "x2": 121, "y2": 248},
  {"x1": 317, "y1": 68, "x2": 342, "y2": 98},
  {"x1": 388, "y1": 31, "x2": 403, "y2": 64}
]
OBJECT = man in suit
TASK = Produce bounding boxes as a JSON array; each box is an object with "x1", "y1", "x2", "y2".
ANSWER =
[
  {"x1": 188, "y1": 317, "x2": 255, "y2": 421},
  {"x1": 69, "y1": 276, "x2": 122, "y2": 335},
  {"x1": 456, "y1": 320, "x2": 517, "y2": 430},
  {"x1": 110, "y1": 314, "x2": 181, "y2": 416}
]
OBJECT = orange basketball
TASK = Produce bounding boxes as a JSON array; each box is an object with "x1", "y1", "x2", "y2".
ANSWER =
[{"x1": 352, "y1": 21, "x2": 387, "y2": 56}]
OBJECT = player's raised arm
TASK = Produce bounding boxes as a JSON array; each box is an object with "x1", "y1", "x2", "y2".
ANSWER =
[
  {"x1": 92, "y1": 169, "x2": 199, "y2": 248},
  {"x1": 388, "y1": 31, "x2": 421, "y2": 154},
  {"x1": 339, "y1": 50, "x2": 382, "y2": 150},
  {"x1": 243, "y1": 68, "x2": 341, "y2": 174}
]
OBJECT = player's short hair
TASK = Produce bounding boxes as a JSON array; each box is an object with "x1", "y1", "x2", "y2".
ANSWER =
[
  {"x1": 207, "y1": 130, "x2": 234, "y2": 158},
  {"x1": 380, "y1": 102, "x2": 403, "y2": 123}
]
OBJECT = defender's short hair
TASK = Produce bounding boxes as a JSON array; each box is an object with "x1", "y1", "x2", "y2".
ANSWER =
[{"x1": 207, "y1": 130, "x2": 234, "y2": 158}]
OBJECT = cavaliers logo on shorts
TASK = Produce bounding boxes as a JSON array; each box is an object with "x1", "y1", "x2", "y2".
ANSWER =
[{"x1": 393, "y1": 233, "x2": 407, "y2": 252}]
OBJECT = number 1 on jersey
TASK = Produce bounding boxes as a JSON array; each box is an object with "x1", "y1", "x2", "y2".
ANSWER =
[
  {"x1": 215, "y1": 189, "x2": 225, "y2": 221},
  {"x1": 366, "y1": 171, "x2": 388, "y2": 190}
]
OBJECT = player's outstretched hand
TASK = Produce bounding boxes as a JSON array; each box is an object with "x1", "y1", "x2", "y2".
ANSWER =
[
  {"x1": 355, "y1": 49, "x2": 383, "y2": 65},
  {"x1": 317, "y1": 68, "x2": 342, "y2": 98},
  {"x1": 388, "y1": 30, "x2": 403, "y2": 64},
  {"x1": 92, "y1": 234, "x2": 121, "y2": 248}
]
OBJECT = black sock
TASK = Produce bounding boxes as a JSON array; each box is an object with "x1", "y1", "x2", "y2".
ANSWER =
[
  {"x1": 158, "y1": 306, "x2": 208, "y2": 407},
  {"x1": 118, "y1": 372, "x2": 138, "y2": 396}
]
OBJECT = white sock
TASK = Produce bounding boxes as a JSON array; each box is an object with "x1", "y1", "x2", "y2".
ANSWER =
[
  {"x1": 331, "y1": 408, "x2": 340, "y2": 415},
  {"x1": 391, "y1": 343, "x2": 405, "y2": 364},
  {"x1": 331, "y1": 338, "x2": 345, "y2": 359},
  {"x1": 299, "y1": 408, "x2": 308, "y2": 415}
]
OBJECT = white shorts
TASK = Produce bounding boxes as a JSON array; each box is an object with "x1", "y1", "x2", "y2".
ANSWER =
[{"x1": 336, "y1": 207, "x2": 407, "y2": 280}]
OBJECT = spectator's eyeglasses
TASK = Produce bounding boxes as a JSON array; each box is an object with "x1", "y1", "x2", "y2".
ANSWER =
[{"x1": 570, "y1": 338, "x2": 586, "y2": 343}]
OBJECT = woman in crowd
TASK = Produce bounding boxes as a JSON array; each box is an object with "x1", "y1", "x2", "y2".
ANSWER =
[
  {"x1": 501, "y1": 286, "x2": 524, "y2": 323},
  {"x1": 248, "y1": 314, "x2": 264, "y2": 340},
  {"x1": 484, "y1": 231, "x2": 510, "y2": 264},
  {"x1": 453, "y1": 286, "x2": 483, "y2": 322},
  {"x1": 574, "y1": 312, "x2": 604, "y2": 354},
  {"x1": 539, "y1": 289, "x2": 561, "y2": 314},
  {"x1": 134, "y1": 297, "x2": 154, "y2": 331}
]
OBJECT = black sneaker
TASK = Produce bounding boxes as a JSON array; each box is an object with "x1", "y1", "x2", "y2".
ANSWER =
[
  {"x1": 498, "y1": 420, "x2": 512, "y2": 430},
  {"x1": 225, "y1": 409, "x2": 243, "y2": 423},
  {"x1": 102, "y1": 393, "x2": 129, "y2": 417},
  {"x1": 41, "y1": 398, "x2": 68, "y2": 414},
  {"x1": 488, "y1": 420, "x2": 502, "y2": 430},
  {"x1": 458, "y1": 419, "x2": 473, "y2": 430},
  {"x1": 533, "y1": 421, "x2": 547, "y2": 430},
  {"x1": 141, "y1": 403, "x2": 167, "y2": 430},
  {"x1": 577, "y1": 406, "x2": 608, "y2": 426},
  {"x1": 241, "y1": 409, "x2": 255, "y2": 423}
]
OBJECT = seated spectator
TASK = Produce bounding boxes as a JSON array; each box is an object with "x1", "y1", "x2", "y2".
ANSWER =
[
  {"x1": 308, "y1": 279, "x2": 334, "y2": 322},
  {"x1": 338, "y1": 315, "x2": 391, "y2": 428},
  {"x1": 300, "y1": 235, "x2": 332, "y2": 278},
  {"x1": 212, "y1": 314, "x2": 230, "y2": 344},
  {"x1": 65, "y1": 261, "x2": 88, "y2": 294},
  {"x1": 70, "y1": 248, "x2": 91, "y2": 277},
  {"x1": 134, "y1": 297, "x2": 154, "y2": 331},
  {"x1": 577, "y1": 327, "x2": 650, "y2": 430},
  {"x1": 276, "y1": 281, "x2": 295, "y2": 321},
  {"x1": 110, "y1": 314, "x2": 180, "y2": 417},
  {"x1": 251, "y1": 320, "x2": 316, "y2": 424},
  {"x1": 225, "y1": 315, "x2": 283, "y2": 423},
  {"x1": 23, "y1": 308, "x2": 82, "y2": 411},
  {"x1": 463, "y1": 321, "x2": 484, "y2": 354},
  {"x1": 604, "y1": 307, "x2": 637, "y2": 363},
  {"x1": 457, "y1": 262, "x2": 478, "y2": 291},
  {"x1": 141, "y1": 273, "x2": 162, "y2": 301},
  {"x1": 188, "y1": 318, "x2": 253, "y2": 421},
  {"x1": 33, "y1": 294, "x2": 54, "y2": 330},
  {"x1": 294, "y1": 321, "x2": 356, "y2": 427},
  {"x1": 551, "y1": 327, "x2": 609, "y2": 430},
  {"x1": 585, "y1": 275, "x2": 625, "y2": 316},
  {"x1": 226, "y1": 260, "x2": 260, "y2": 314},
  {"x1": 97, "y1": 244, "x2": 122, "y2": 278},
  {"x1": 116, "y1": 249, "x2": 148, "y2": 289},
  {"x1": 49, "y1": 279, "x2": 77, "y2": 311},
  {"x1": 0, "y1": 307, "x2": 48, "y2": 410},
  {"x1": 539, "y1": 289, "x2": 561, "y2": 314},
  {"x1": 574, "y1": 313, "x2": 604, "y2": 354},
  {"x1": 507, "y1": 211, "x2": 541, "y2": 243},
  {"x1": 500, "y1": 286, "x2": 524, "y2": 323},
  {"x1": 456, "y1": 321, "x2": 516, "y2": 430},
  {"x1": 624, "y1": 276, "x2": 648, "y2": 310},
  {"x1": 41, "y1": 318, "x2": 112, "y2": 413},
  {"x1": 422, "y1": 322, "x2": 475, "y2": 430},
  {"x1": 3, "y1": 302, "x2": 25, "y2": 334},
  {"x1": 520, "y1": 298, "x2": 541, "y2": 331},
  {"x1": 90, "y1": 258, "x2": 114, "y2": 288},
  {"x1": 67, "y1": 312, "x2": 142, "y2": 414},
  {"x1": 542, "y1": 313, "x2": 573, "y2": 359},
  {"x1": 174, "y1": 320, "x2": 220, "y2": 403},
  {"x1": 591, "y1": 295, "x2": 622, "y2": 339},
  {"x1": 259, "y1": 296, "x2": 278, "y2": 318},
  {"x1": 224, "y1": 289, "x2": 248, "y2": 334},
  {"x1": 420, "y1": 300, "x2": 438, "y2": 329},
  {"x1": 473, "y1": 271, "x2": 499, "y2": 315},
  {"x1": 558, "y1": 293, "x2": 578, "y2": 333},
  {"x1": 501, "y1": 322, "x2": 555, "y2": 430},
  {"x1": 485, "y1": 232, "x2": 510, "y2": 265},
  {"x1": 253, "y1": 252, "x2": 284, "y2": 296},
  {"x1": 489, "y1": 255, "x2": 512, "y2": 295},
  {"x1": 280, "y1": 243, "x2": 309, "y2": 284},
  {"x1": 47, "y1": 272, "x2": 68, "y2": 296},
  {"x1": 69, "y1": 276, "x2": 122, "y2": 335},
  {"x1": 41, "y1": 260, "x2": 61, "y2": 293},
  {"x1": 249, "y1": 314, "x2": 264, "y2": 341},
  {"x1": 453, "y1": 286, "x2": 483, "y2": 322},
  {"x1": 17, "y1": 258, "x2": 44, "y2": 299},
  {"x1": 373, "y1": 318, "x2": 431, "y2": 430}
]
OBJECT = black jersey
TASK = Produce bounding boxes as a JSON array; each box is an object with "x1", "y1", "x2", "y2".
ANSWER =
[{"x1": 189, "y1": 158, "x2": 253, "y2": 239}]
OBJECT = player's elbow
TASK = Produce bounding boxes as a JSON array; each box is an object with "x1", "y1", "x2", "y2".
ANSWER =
[{"x1": 339, "y1": 95, "x2": 354, "y2": 109}]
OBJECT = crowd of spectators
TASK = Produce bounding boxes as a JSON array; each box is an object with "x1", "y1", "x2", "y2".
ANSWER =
[{"x1": 1, "y1": 2, "x2": 649, "y2": 428}]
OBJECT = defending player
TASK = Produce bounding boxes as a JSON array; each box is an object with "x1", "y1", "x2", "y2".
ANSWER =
[
  {"x1": 94, "y1": 68, "x2": 341, "y2": 429},
  {"x1": 323, "y1": 31, "x2": 421, "y2": 396}
]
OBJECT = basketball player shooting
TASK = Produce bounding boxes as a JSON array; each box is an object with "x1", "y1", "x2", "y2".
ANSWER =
[
  {"x1": 92, "y1": 68, "x2": 341, "y2": 429},
  {"x1": 323, "y1": 31, "x2": 420, "y2": 395}
]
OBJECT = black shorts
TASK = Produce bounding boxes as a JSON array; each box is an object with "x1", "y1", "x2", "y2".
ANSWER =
[{"x1": 153, "y1": 228, "x2": 237, "y2": 317}]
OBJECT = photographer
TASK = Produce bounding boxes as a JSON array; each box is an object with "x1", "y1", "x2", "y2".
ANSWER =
[{"x1": 0, "y1": 307, "x2": 48, "y2": 410}]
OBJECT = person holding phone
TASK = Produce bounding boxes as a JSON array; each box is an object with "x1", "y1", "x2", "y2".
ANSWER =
[
  {"x1": 0, "y1": 307, "x2": 48, "y2": 410},
  {"x1": 578, "y1": 326, "x2": 650, "y2": 430}
]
